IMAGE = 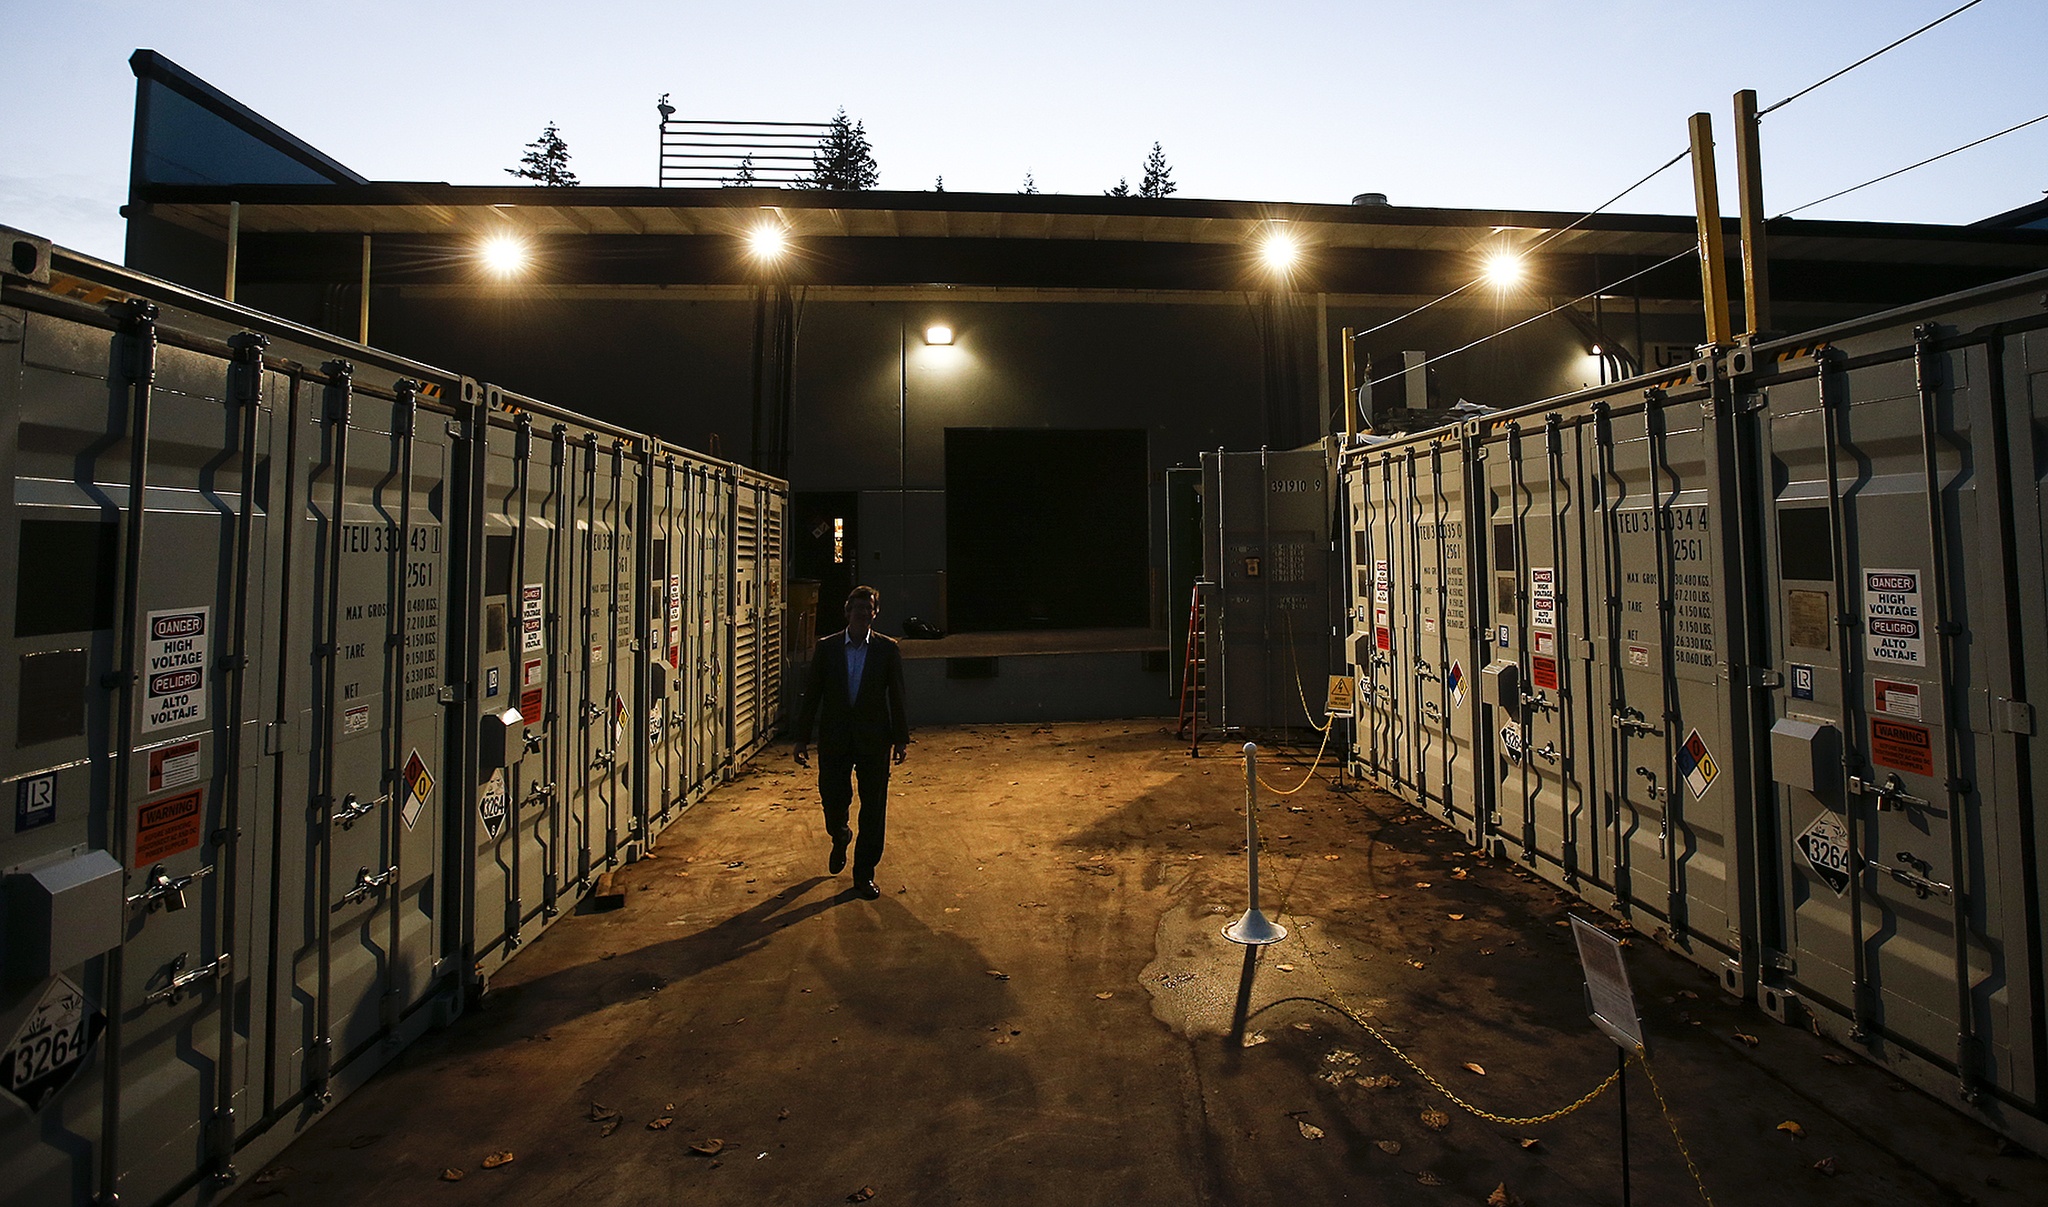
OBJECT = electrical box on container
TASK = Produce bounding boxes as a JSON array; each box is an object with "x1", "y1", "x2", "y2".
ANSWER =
[
  {"x1": 1479, "y1": 660, "x2": 1520, "y2": 708},
  {"x1": 5, "y1": 849, "x2": 124, "y2": 981},
  {"x1": 1769, "y1": 716, "x2": 1841, "y2": 801},
  {"x1": 479, "y1": 707, "x2": 525, "y2": 775}
]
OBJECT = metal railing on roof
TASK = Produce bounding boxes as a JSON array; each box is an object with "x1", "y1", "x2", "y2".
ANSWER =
[{"x1": 658, "y1": 117, "x2": 830, "y2": 187}]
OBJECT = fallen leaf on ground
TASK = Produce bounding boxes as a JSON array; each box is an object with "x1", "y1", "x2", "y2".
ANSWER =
[
  {"x1": 1480, "y1": 948, "x2": 1495, "y2": 956},
  {"x1": 1415, "y1": 882, "x2": 1433, "y2": 889},
  {"x1": 601, "y1": 1120, "x2": 621, "y2": 1137},
  {"x1": 1777, "y1": 1120, "x2": 1806, "y2": 1138},
  {"x1": 1292, "y1": 1022, "x2": 1312, "y2": 1031},
  {"x1": 1408, "y1": 960, "x2": 1426, "y2": 969},
  {"x1": 1421, "y1": 1108, "x2": 1451, "y2": 1130},
  {"x1": 1357, "y1": 1074, "x2": 1400, "y2": 1089},
  {"x1": 253, "y1": 1168, "x2": 292, "y2": 1185},
  {"x1": 648, "y1": 1117, "x2": 673, "y2": 1130},
  {"x1": 1325, "y1": 854, "x2": 1341, "y2": 861},
  {"x1": 1734, "y1": 1033, "x2": 1760, "y2": 1047},
  {"x1": 1463, "y1": 1062, "x2": 1487, "y2": 1076},
  {"x1": 848, "y1": 1187, "x2": 877, "y2": 1202},
  {"x1": 1276, "y1": 963, "x2": 1296, "y2": 972},
  {"x1": 1095, "y1": 991, "x2": 1114, "y2": 1000},
  {"x1": 1242, "y1": 1031, "x2": 1268, "y2": 1048},
  {"x1": 482, "y1": 1151, "x2": 514, "y2": 1169},
  {"x1": 985, "y1": 970, "x2": 1010, "y2": 980},
  {"x1": 1298, "y1": 1120, "x2": 1325, "y2": 1140},
  {"x1": 1488, "y1": 1183, "x2": 1523, "y2": 1206},
  {"x1": 1452, "y1": 868, "x2": 1470, "y2": 879},
  {"x1": 1417, "y1": 1171, "x2": 1445, "y2": 1185},
  {"x1": 1520, "y1": 1138, "x2": 1541, "y2": 1150},
  {"x1": 1376, "y1": 1139, "x2": 1402, "y2": 1154},
  {"x1": 1376, "y1": 893, "x2": 1392, "y2": 900},
  {"x1": 440, "y1": 1169, "x2": 465, "y2": 1182},
  {"x1": 588, "y1": 1102, "x2": 620, "y2": 1123},
  {"x1": 1448, "y1": 914, "x2": 1465, "y2": 921},
  {"x1": 1822, "y1": 1053, "x2": 1856, "y2": 1066},
  {"x1": 691, "y1": 1139, "x2": 725, "y2": 1156},
  {"x1": 777, "y1": 1108, "x2": 791, "y2": 1121},
  {"x1": 1812, "y1": 1157, "x2": 1838, "y2": 1176}
]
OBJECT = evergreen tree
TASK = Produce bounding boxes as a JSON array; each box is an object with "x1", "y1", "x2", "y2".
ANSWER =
[
  {"x1": 1139, "y1": 142, "x2": 1176, "y2": 198},
  {"x1": 507, "y1": 121, "x2": 579, "y2": 186},
  {"x1": 726, "y1": 153, "x2": 757, "y2": 186},
  {"x1": 1105, "y1": 177, "x2": 1131, "y2": 197},
  {"x1": 1019, "y1": 171, "x2": 1039, "y2": 195},
  {"x1": 801, "y1": 109, "x2": 879, "y2": 191}
]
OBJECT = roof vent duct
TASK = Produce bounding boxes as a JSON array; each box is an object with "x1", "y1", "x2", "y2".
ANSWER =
[{"x1": 1351, "y1": 192, "x2": 1390, "y2": 206}]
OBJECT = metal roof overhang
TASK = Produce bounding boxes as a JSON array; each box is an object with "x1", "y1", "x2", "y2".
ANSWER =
[{"x1": 130, "y1": 183, "x2": 2048, "y2": 298}]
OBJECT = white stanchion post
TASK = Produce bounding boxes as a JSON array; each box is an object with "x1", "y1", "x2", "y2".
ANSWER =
[{"x1": 1225, "y1": 742, "x2": 1287, "y2": 945}]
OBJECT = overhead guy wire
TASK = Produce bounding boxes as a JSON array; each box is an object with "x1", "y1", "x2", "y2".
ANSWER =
[
  {"x1": 1757, "y1": 0, "x2": 1990, "y2": 118},
  {"x1": 1774, "y1": 109, "x2": 2048, "y2": 219}
]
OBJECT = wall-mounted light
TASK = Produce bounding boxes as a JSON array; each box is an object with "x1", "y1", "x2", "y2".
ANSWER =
[
  {"x1": 923, "y1": 324, "x2": 954, "y2": 346},
  {"x1": 747, "y1": 223, "x2": 789, "y2": 262},
  {"x1": 481, "y1": 233, "x2": 529, "y2": 277},
  {"x1": 1259, "y1": 230, "x2": 1299, "y2": 274},
  {"x1": 1482, "y1": 250, "x2": 1524, "y2": 289}
]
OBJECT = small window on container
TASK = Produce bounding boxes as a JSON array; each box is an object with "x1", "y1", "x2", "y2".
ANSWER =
[{"x1": 16, "y1": 518, "x2": 119, "y2": 637}]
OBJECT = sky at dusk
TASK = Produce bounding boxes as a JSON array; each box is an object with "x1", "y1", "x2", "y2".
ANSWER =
[{"x1": 4, "y1": 0, "x2": 2044, "y2": 261}]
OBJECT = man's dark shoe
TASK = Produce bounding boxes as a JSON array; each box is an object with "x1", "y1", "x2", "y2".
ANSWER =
[
  {"x1": 855, "y1": 878, "x2": 881, "y2": 900},
  {"x1": 829, "y1": 829, "x2": 851, "y2": 875}
]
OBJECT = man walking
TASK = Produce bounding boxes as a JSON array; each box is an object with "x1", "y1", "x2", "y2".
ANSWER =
[{"x1": 793, "y1": 585, "x2": 909, "y2": 900}]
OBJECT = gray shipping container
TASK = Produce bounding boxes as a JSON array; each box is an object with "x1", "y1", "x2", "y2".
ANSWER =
[
  {"x1": 1340, "y1": 268, "x2": 2048, "y2": 1152},
  {"x1": 0, "y1": 230, "x2": 786, "y2": 1204}
]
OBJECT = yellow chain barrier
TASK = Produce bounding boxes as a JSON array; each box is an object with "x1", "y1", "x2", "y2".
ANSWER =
[
  {"x1": 1639, "y1": 1051, "x2": 1717, "y2": 1206},
  {"x1": 1260, "y1": 994, "x2": 1620, "y2": 1126}
]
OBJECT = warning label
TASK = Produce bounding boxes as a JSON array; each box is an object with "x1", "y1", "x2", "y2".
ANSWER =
[
  {"x1": 1531, "y1": 567, "x2": 1556, "y2": 629},
  {"x1": 1325, "y1": 675, "x2": 1357, "y2": 714},
  {"x1": 147, "y1": 739, "x2": 201, "y2": 793},
  {"x1": 1447, "y1": 661, "x2": 1465, "y2": 709},
  {"x1": 342, "y1": 704, "x2": 371, "y2": 736},
  {"x1": 1873, "y1": 678, "x2": 1922, "y2": 721},
  {"x1": 1871, "y1": 717, "x2": 1934, "y2": 776},
  {"x1": 478, "y1": 770, "x2": 507, "y2": 841},
  {"x1": 0, "y1": 975, "x2": 104, "y2": 1114},
  {"x1": 142, "y1": 607, "x2": 209, "y2": 732},
  {"x1": 401, "y1": 748, "x2": 433, "y2": 831},
  {"x1": 1677, "y1": 730, "x2": 1719, "y2": 800},
  {"x1": 520, "y1": 687, "x2": 545, "y2": 726},
  {"x1": 133, "y1": 788, "x2": 204, "y2": 867},
  {"x1": 1531, "y1": 654, "x2": 1559, "y2": 692},
  {"x1": 521, "y1": 584, "x2": 545, "y2": 653},
  {"x1": 1795, "y1": 811, "x2": 1852, "y2": 896},
  {"x1": 1864, "y1": 569, "x2": 1924, "y2": 666},
  {"x1": 523, "y1": 658, "x2": 544, "y2": 689}
]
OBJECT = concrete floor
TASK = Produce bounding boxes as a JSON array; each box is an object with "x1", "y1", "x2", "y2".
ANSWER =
[{"x1": 229, "y1": 722, "x2": 2045, "y2": 1207}]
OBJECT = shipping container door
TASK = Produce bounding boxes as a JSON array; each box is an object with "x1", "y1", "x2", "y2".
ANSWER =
[
  {"x1": 1589, "y1": 394, "x2": 1739, "y2": 954},
  {"x1": 0, "y1": 311, "x2": 272, "y2": 1204},
  {"x1": 471, "y1": 410, "x2": 558, "y2": 980},
  {"x1": 1358, "y1": 449, "x2": 1408, "y2": 785},
  {"x1": 1414, "y1": 440, "x2": 1483, "y2": 838},
  {"x1": 291, "y1": 373, "x2": 451, "y2": 1100},
  {"x1": 693, "y1": 464, "x2": 732, "y2": 783},
  {"x1": 560, "y1": 431, "x2": 634, "y2": 880},
  {"x1": 733, "y1": 483, "x2": 762, "y2": 756},
  {"x1": 1762, "y1": 341, "x2": 2000, "y2": 1084},
  {"x1": 646, "y1": 453, "x2": 687, "y2": 833}
]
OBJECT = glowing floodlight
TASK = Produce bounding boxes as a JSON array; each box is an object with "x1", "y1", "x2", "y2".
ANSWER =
[
  {"x1": 1260, "y1": 231, "x2": 1300, "y2": 273},
  {"x1": 480, "y1": 233, "x2": 528, "y2": 276},
  {"x1": 747, "y1": 224, "x2": 789, "y2": 262},
  {"x1": 1483, "y1": 250, "x2": 1524, "y2": 289},
  {"x1": 923, "y1": 324, "x2": 954, "y2": 346}
]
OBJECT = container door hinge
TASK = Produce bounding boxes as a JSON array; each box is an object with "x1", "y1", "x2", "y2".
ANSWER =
[
  {"x1": 308, "y1": 1037, "x2": 333, "y2": 1099},
  {"x1": 445, "y1": 419, "x2": 466, "y2": 439},
  {"x1": 439, "y1": 683, "x2": 466, "y2": 704},
  {"x1": 1740, "y1": 666, "x2": 1782, "y2": 689},
  {"x1": 207, "y1": 1108, "x2": 238, "y2": 1182},
  {"x1": 1997, "y1": 698, "x2": 2035, "y2": 735},
  {"x1": 263, "y1": 720, "x2": 287, "y2": 755}
]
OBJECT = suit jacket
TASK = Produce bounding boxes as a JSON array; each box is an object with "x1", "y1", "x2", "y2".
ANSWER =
[{"x1": 794, "y1": 629, "x2": 910, "y2": 753}]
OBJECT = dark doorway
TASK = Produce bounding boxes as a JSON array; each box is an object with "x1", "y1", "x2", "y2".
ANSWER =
[
  {"x1": 791, "y1": 492, "x2": 858, "y2": 616},
  {"x1": 946, "y1": 428, "x2": 1148, "y2": 632}
]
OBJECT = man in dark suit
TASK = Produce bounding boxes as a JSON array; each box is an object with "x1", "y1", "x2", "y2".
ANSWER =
[{"x1": 792, "y1": 585, "x2": 909, "y2": 900}]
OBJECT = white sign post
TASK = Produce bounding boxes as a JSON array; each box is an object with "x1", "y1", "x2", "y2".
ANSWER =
[{"x1": 1572, "y1": 915, "x2": 1644, "y2": 1207}]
